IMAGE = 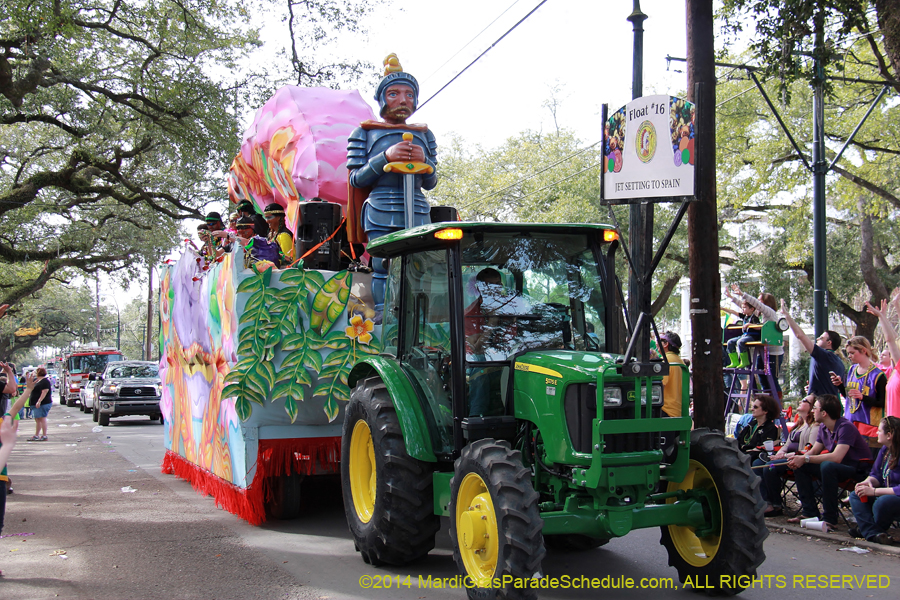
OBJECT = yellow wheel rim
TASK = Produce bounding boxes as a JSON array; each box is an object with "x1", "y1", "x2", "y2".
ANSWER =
[
  {"x1": 666, "y1": 459, "x2": 722, "y2": 567},
  {"x1": 349, "y1": 419, "x2": 376, "y2": 523},
  {"x1": 455, "y1": 472, "x2": 499, "y2": 588}
]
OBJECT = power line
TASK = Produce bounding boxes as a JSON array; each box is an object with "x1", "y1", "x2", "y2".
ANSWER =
[
  {"x1": 419, "y1": 0, "x2": 524, "y2": 87},
  {"x1": 461, "y1": 160, "x2": 603, "y2": 218},
  {"x1": 417, "y1": 0, "x2": 550, "y2": 111},
  {"x1": 456, "y1": 138, "x2": 603, "y2": 212}
]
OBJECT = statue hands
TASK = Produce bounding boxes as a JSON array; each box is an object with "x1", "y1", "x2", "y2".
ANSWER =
[{"x1": 385, "y1": 140, "x2": 425, "y2": 163}]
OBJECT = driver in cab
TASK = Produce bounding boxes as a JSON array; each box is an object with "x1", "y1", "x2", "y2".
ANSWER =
[
  {"x1": 465, "y1": 268, "x2": 518, "y2": 361},
  {"x1": 464, "y1": 268, "x2": 519, "y2": 417}
]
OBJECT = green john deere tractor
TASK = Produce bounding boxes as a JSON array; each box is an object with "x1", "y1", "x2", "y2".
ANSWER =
[{"x1": 341, "y1": 222, "x2": 766, "y2": 599}]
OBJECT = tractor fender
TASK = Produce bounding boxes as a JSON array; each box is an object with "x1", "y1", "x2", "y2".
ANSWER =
[{"x1": 349, "y1": 357, "x2": 437, "y2": 462}]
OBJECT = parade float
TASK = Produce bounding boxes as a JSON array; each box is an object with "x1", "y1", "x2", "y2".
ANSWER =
[{"x1": 159, "y1": 85, "x2": 385, "y2": 524}]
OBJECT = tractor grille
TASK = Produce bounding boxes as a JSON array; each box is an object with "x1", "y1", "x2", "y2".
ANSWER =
[
  {"x1": 119, "y1": 386, "x2": 157, "y2": 398},
  {"x1": 564, "y1": 383, "x2": 661, "y2": 454}
]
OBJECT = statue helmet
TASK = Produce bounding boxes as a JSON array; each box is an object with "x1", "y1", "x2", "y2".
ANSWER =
[{"x1": 374, "y1": 54, "x2": 419, "y2": 115}]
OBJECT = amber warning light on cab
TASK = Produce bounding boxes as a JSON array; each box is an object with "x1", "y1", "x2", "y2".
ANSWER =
[{"x1": 435, "y1": 228, "x2": 463, "y2": 240}]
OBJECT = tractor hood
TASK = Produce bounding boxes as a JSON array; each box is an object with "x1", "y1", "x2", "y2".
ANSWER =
[{"x1": 512, "y1": 350, "x2": 621, "y2": 382}]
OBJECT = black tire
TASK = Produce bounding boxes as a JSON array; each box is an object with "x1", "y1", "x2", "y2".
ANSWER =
[
  {"x1": 543, "y1": 534, "x2": 609, "y2": 552},
  {"x1": 79, "y1": 402, "x2": 86, "y2": 412},
  {"x1": 158, "y1": 413, "x2": 164, "y2": 424},
  {"x1": 92, "y1": 405, "x2": 100, "y2": 422},
  {"x1": 341, "y1": 376, "x2": 439, "y2": 566},
  {"x1": 660, "y1": 428, "x2": 767, "y2": 595},
  {"x1": 450, "y1": 439, "x2": 545, "y2": 600},
  {"x1": 98, "y1": 413, "x2": 110, "y2": 426}
]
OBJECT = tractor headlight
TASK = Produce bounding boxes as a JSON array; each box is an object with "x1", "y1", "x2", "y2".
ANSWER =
[
  {"x1": 637, "y1": 383, "x2": 664, "y2": 405},
  {"x1": 603, "y1": 387, "x2": 622, "y2": 407},
  {"x1": 651, "y1": 383, "x2": 663, "y2": 405}
]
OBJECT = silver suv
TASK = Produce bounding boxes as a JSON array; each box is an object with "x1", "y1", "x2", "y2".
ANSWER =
[{"x1": 94, "y1": 361, "x2": 163, "y2": 426}]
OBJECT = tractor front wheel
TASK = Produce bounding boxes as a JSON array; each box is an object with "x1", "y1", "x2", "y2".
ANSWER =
[
  {"x1": 340, "y1": 376, "x2": 439, "y2": 566},
  {"x1": 450, "y1": 439, "x2": 545, "y2": 600},
  {"x1": 660, "y1": 428, "x2": 767, "y2": 595}
]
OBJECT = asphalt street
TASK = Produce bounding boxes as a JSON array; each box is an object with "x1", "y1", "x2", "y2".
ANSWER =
[{"x1": 1, "y1": 395, "x2": 896, "y2": 599}]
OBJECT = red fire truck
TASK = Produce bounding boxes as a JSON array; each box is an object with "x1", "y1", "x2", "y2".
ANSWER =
[{"x1": 61, "y1": 346, "x2": 124, "y2": 406}]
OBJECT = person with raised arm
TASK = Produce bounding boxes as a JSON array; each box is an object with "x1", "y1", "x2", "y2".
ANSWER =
[
  {"x1": 866, "y1": 294, "x2": 900, "y2": 418},
  {"x1": 1, "y1": 371, "x2": 36, "y2": 535},
  {"x1": 780, "y1": 299, "x2": 844, "y2": 396}
]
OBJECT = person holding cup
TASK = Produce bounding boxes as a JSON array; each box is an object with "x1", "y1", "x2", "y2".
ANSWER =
[
  {"x1": 738, "y1": 393, "x2": 781, "y2": 463},
  {"x1": 754, "y1": 396, "x2": 820, "y2": 517},
  {"x1": 848, "y1": 416, "x2": 900, "y2": 544}
]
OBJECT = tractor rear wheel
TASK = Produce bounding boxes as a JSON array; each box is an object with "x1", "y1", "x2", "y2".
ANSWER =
[
  {"x1": 341, "y1": 376, "x2": 439, "y2": 566},
  {"x1": 450, "y1": 439, "x2": 545, "y2": 600},
  {"x1": 660, "y1": 428, "x2": 767, "y2": 595}
]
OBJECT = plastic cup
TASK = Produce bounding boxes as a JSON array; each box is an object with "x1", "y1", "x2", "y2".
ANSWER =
[
  {"x1": 764, "y1": 440, "x2": 775, "y2": 452},
  {"x1": 800, "y1": 517, "x2": 820, "y2": 528}
]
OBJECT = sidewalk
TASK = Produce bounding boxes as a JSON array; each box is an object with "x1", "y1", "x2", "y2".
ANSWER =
[
  {"x1": 0, "y1": 409, "x2": 303, "y2": 599},
  {"x1": 765, "y1": 511, "x2": 900, "y2": 556}
]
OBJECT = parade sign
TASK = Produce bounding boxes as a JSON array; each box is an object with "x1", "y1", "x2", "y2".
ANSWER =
[{"x1": 602, "y1": 95, "x2": 695, "y2": 201}]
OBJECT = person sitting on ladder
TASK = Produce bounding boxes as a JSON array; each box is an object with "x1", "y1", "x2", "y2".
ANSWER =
[
  {"x1": 722, "y1": 288, "x2": 760, "y2": 369},
  {"x1": 727, "y1": 284, "x2": 784, "y2": 397}
]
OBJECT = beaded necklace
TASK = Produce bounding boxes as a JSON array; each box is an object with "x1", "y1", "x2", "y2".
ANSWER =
[
  {"x1": 883, "y1": 451, "x2": 894, "y2": 484},
  {"x1": 847, "y1": 362, "x2": 877, "y2": 413}
]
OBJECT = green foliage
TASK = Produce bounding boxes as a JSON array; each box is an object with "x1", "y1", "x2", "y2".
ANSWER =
[
  {"x1": 309, "y1": 271, "x2": 351, "y2": 334},
  {"x1": 0, "y1": 0, "x2": 385, "y2": 341},
  {"x1": 0, "y1": 1, "x2": 263, "y2": 307},
  {"x1": 227, "y1": 265, "x2": 381, "y2": 422},
  {"x1": 0, "y1": 281, "x2": 97, "y2": 361},
  {"x1": 280, "y1": 0, "x2": 383, "y2": 88},
  {"x1": 715, "y1": 41, "x2": 900, "y2": 336},
  {"x1": 718, "y1": 1, "x2": 883, "y2": 100},
  {"x1": 786, "y1": 353, "x2": 812, "y2": 398}
]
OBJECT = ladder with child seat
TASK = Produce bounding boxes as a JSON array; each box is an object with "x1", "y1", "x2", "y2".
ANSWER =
[{"x1": 723, "y1": 321, "x2": 789, "y2": 440}]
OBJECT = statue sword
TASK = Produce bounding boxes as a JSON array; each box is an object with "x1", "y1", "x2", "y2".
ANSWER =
[{"x1": 383, "y1": 133, "x2": 434, "y2": 229}]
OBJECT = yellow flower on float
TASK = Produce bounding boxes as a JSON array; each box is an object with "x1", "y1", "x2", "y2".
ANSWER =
[{"x1": 345, "y1": 314, "x2": 374, "y2": 345}]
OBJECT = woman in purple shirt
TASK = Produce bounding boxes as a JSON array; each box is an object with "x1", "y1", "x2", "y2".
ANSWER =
[{"x1": 849, "y1": 416, "x2": 900, "y2": 545}]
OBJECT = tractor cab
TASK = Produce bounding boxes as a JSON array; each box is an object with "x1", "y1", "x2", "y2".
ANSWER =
[{"x1": 373, "y1": 222, "x2": 621, "y2": 457}]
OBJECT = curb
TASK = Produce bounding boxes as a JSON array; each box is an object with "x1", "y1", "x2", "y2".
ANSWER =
[{"x1": 768, "y1": 523, "x2": 900, "y2": 556}]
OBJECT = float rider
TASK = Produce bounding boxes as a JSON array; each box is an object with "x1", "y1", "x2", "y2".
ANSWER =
[
  {"x1": 263, "y1": 202, "x2": 295, "y2": 267},
  {"x1": 347, "y1": 54, "x2": 438, "y2": 316},
  {"x1": 236, "y1": 200, "x2": 269, "y2": 238}
]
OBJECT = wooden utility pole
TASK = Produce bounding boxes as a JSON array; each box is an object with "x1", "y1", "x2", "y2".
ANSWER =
[{"x1": 686, "y1": 0, "x2": 724, "y2": 431}]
